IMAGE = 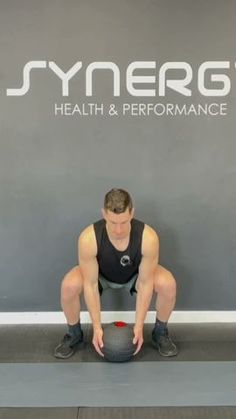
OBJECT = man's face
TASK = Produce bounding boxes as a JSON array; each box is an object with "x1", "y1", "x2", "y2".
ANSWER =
[{"x1": 102, "y1": 208, "x2": 134, "y2": 240}]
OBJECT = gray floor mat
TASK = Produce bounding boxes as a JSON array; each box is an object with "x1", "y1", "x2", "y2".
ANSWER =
[
  {"x1": 0, "y1": 408, "x2": 78, "y2": 419},
  {"x1": 1, "y1": 361, "x2": 236, "y2": 407},
  {"x1": 78, "y1": 407, "x2": 236, "y2": 419},
  {"x1": 1, "y1": 407, "x2": 236, "y2": 419}
]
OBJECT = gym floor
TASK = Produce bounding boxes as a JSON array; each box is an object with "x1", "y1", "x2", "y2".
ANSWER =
[{"x1": 0, "y1": 323, "x2": 236, "y2": 418}]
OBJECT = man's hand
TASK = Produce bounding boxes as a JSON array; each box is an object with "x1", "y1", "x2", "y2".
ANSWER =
[
  {"x1": 133, "y1": 325, "x2": 144, "y2": 355},
  {"x1": 92, "y1": 327, "x2": 104, "y2": 357}
]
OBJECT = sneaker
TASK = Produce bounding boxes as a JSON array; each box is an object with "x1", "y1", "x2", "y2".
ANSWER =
[
  {"x1": 54, "y1": 330, "x2": 84, "y2": 359},
  {"x1": 152, "y1": 327, "x2": 178, "y2": 357}
]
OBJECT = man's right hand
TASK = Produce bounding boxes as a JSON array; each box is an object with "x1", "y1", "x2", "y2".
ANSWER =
[{"x1": 92, "y1": 327, "x2": 104, "y2": 357}]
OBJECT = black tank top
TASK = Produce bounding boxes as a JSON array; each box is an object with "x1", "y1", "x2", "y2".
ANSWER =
[{"x1": 93, "y1": 218, "x2": 145, "y2": 284}]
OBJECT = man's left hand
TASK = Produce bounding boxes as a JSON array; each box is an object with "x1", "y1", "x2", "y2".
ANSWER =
[{"x1": 133, "y1": 326, "x2": 144, "y2": 355}]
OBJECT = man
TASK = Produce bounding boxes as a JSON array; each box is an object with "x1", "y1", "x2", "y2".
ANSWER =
[{"x1": 54, "y1": 188, "x2": 178, "y2": 359}]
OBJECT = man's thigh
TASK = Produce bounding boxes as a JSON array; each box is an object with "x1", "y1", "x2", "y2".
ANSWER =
[{"x1": 135, "y1": 264, "x2": 171, "y2": 292}]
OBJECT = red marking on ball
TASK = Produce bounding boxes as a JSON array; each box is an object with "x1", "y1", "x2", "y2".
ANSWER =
[{"x1": 114, "y1": 321, "x2": 127, "y2": 328}]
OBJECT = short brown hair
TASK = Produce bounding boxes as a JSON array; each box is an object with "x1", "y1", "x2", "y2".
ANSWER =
[{"x1": 104, "y1": 188, "x2": 133, "y2": 214}]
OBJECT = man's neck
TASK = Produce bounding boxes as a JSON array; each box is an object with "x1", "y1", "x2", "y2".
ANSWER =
[{"x1": 105, "y1": 226, "x2": 131, "y2": 247}]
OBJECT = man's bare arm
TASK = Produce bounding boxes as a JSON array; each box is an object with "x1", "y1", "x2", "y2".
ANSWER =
[
  {"x1": 78, "y1": 226, "x2": 101, "y2": 331},
  {"x1": 78, "y1": 226, "x2": 104, "y2": 356}
]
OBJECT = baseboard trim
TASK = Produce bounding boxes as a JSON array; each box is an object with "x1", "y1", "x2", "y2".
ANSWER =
[{"x1": 0, "y1": 311, "x2": 236, "y2": 324}]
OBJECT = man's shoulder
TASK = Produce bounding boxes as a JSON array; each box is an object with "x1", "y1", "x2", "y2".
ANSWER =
[
  {"x1": 143, "y1": 222, "x2": 158, "y2": 235},
  {"x1": 142, "y1": 223, "x2": 159, "y2": 254},
  {"x1": 80, "y1": 223, "x2": 94, "y2": 236},
  {"x1": 132, "y1": 218, "x2": 159, "y2": 242},
  {"x1": 80, "y1": 219, "x2": 104, "y2": 236},
  {"x1": 78, "y1": 223, "x2": 97, "y2": 253}
]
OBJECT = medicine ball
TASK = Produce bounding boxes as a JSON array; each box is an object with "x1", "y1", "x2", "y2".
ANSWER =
[{"x1": 102, "y1": 321, "x2": 137, "y2": 362}]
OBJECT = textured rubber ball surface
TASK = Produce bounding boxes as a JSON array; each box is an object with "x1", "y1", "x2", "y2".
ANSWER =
[{"x1": 102, "y1": 321, "x2": 137, "y2": 362}]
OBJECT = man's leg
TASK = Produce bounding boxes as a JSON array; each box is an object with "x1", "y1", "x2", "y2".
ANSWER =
[
  {"x1": 154, "y1": 264, "x2": 176, "y2": 322},
  {"x1": 152, "y1": 264, "x2": 178, "y2": 356},
  {"x1": 54, "y1": 265, "x2": 84, "y2": 359}
]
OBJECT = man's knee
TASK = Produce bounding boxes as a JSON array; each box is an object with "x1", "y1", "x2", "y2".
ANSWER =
[
  {"x1": 61, "y1": 265, "x2": 84, "y2": 299},
  {"x1": 154, "y1": 266, "x2": 177, "y2": 297}
]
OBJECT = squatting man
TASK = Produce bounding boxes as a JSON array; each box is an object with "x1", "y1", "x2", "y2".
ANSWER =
[{"x1": 54, "y1": 188, "x2": 178, "y2": 359}]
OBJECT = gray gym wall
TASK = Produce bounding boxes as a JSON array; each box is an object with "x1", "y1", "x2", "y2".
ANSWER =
[{"x1": 0, "y1": 0, "x2": 235, "y2": 312}]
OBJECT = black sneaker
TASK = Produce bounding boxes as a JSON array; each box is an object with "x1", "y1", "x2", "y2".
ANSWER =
[
  {"x1": 152, "y1": 327, "x2": 178, "y2": 357},
  {"x1": 54, "y1": 331, "x2": 84, "y2": 359}
]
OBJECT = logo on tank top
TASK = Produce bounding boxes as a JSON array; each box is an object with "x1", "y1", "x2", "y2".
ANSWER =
[{"x1": 120, "y1": 255, "x2": 132, "y2": 267}]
